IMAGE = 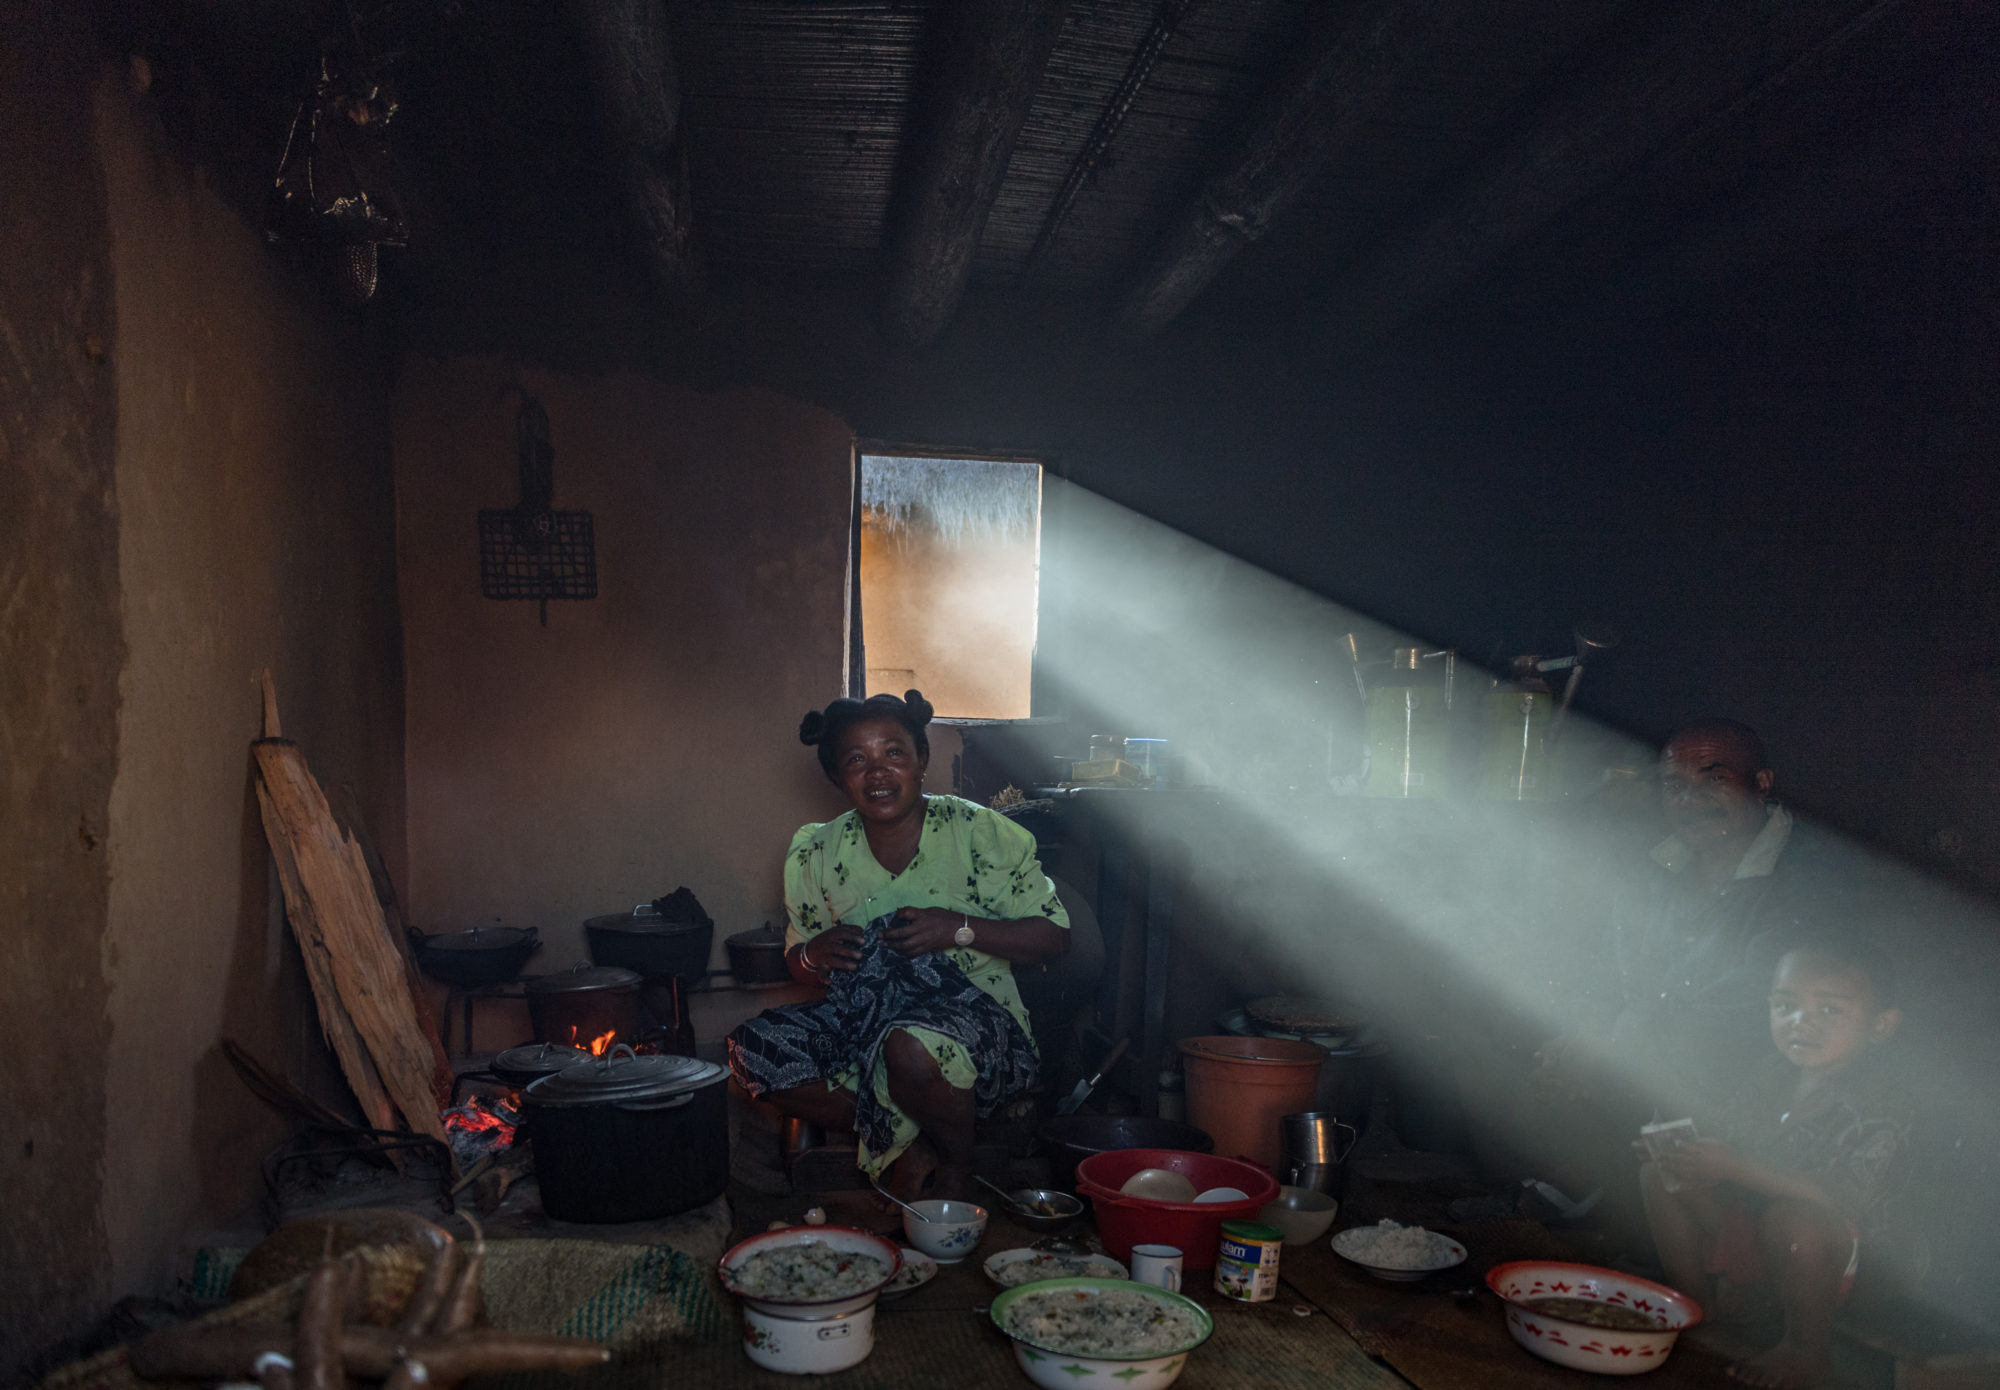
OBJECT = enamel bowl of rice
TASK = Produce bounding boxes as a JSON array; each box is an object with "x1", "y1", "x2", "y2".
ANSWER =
[
  {"x1": 990, "y1": 1278, "x2": 1213, "y2": 1390},
  {"x1": 1330, "y1": 1219, "x2": 1468, "y2": 1282},
  {"x1": 1487, "y1": 1261, "x2": 1703, "y2": 1375},
  {"x1": 720, "y1": 1227, "x2": 903, "y2": 1374},
  {"x1": 719, "y1": 1226, "x2": 902, "y2": 1317}
]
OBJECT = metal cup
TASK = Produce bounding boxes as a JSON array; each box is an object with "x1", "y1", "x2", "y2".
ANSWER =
[
  {"x1": 1280, "y1": 1111, "x2": 1357, "y2": 1168},
  {"x1": 1282, "y1": 1160, "x2": 1345, "y2": 1196}
]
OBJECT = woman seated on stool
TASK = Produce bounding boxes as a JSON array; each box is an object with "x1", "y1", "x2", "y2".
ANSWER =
[{"x1": 727, "y1": 690, "x2": 1069, "y2": 1202}]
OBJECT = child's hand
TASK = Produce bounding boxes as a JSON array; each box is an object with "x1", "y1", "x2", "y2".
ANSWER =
[{"x1": 1658, "y1": 1138, "x2": 1748, "y2": 1188}]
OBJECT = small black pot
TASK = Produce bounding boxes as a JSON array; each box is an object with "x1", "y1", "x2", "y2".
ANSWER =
[
  {"x1": 1038, "y1": 1115, "x2": 1214, "y2": 1191},
  {"x1": 585, "y1": 904, "x2": 714, "y2": 980},
  {"x1": 523, "y1": 1049, "x2": 730, "y2": 1222},
  {"x1": 413, "y1": 927, "x2": 540, "y2": 986},
  {"x1": 725, "y1": 924, "x2": 791, "y2": 985}
]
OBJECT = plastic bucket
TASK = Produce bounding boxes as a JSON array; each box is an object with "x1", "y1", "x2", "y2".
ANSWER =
[
  {"x1": 1074, "y1": 1148, "x2": 1279, "y2": 1269},
  {"x1": 1179, "y1": 1036, "x2": 1327, "y2": 1172}
]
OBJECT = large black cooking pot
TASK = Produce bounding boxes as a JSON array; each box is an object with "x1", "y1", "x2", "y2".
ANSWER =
[
  {"x1": 524, "y1": 963, "x2": 645, "y2": 1049},
  {"x1": 585, "y1": 903, "x2": 714, "y2": 980},
  {"x1": 522, "y1": 1047, "x2": 729, "y2": 1222},
  {"x1": 1039, "y1": 1114, "x2": 1215, "y2": 1191},
  {"x1": 412, "y1": 927, "x2": 540, "y2": 986}
]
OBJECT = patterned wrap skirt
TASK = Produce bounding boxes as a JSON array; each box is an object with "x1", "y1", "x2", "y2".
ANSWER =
[{"x1": 727, "y1": 913, "x2": 1040, "y2": 1173}]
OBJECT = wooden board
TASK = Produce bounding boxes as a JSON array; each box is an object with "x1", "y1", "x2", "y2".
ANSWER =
[
  {"x1": 254, "y1": 724, "x2": 447, "y2": 1149},
  {"x1": 255, "y1": 776, "x2": 399, "y2": 1136}
]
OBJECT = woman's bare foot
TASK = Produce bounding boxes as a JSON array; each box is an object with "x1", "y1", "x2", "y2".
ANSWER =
[{"x1": 1728, "y1": 1341, "x2": 1832, "y2": 1389}]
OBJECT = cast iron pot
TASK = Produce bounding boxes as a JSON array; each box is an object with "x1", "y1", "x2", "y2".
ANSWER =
[
  {"x1": 524, "y1": 963, "x2": 645, "y2": 1049},
  {"x1": 585, "y1": 903, "x2": 714, "y2": 980},
  {"x1": 725, "y1": 923, "x2": 791, "y2": 985},
  {"x1": 522, "y1": 1046, "x2": 730, "y2": 1222},
  {"x1": 1038, "y1": 1114, "x2": 1214, "y2": 1192},
  {"x1": 412, "y1": 927, "x2": 540, "y2": 986}
]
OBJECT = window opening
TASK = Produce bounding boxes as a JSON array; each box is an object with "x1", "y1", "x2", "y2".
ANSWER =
[{"x1": 857, "y1": 452, "x2": 1041, "y2": 719}]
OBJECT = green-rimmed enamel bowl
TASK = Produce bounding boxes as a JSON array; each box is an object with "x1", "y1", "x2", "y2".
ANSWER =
[{"x1": 989, "y1": 1278, "x2": 1214, "y2": 1390}]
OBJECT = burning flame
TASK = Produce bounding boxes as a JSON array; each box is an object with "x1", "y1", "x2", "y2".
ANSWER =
[{"x1": 568, "y1": 1027, "x2": 618, "y2": 1056}]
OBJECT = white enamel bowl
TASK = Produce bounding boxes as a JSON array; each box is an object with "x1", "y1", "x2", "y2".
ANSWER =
[
  {"x1": 1486, "y1": 1261, "x2": 1704, "y2": 1375},
  {"x1": 718, "y1": 1225, "x2": 903, "y2": 1318},
  {"x1": 740, "y1": 1300, "x2": 877, "y2": 1375},
  {"x1": 901, "y1": 1199, "x2": 988, "y2": 1264},
  {"x1": 990, "y1": 1278, "x2": 1214, "y2": 1390}
]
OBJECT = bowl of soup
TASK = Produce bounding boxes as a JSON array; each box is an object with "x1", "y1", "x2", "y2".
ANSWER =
[{"x1": 1486, "y1": 1261, "x2": 1703, "y2": 1375}]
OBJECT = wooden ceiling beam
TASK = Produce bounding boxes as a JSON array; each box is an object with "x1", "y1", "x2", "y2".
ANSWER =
[
  {"x1": 1332, "y1": 0, "x2": 1904, "y2": 343},
  {"x1": 882, "y1": 0, "x2": 1072, "y2": 349},
  {"x1": 1112, "y1": 0, "x2": 1439, "y2": 338},
  {"x1": 575, "y1": 0, "x2": 700, "y2": 300}
]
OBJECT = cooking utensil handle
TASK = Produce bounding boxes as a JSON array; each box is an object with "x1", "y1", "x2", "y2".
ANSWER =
[
  {"x1": 619, "y1": 1092, "x2": 696, "y2": 1113},
  {"x1": 1334, "y1": 1121, "x2": 1359, "y2": 1164}
]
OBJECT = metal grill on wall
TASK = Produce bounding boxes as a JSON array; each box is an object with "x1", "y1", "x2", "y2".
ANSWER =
[{"x1": 478, "y1": 393, "x2": 597, "y2": 625}]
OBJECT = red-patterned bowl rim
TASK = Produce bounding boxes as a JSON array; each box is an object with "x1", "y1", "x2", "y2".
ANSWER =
[{"x1": 1484, "y1": 1260, "x2": 1705, "y2": 1331}]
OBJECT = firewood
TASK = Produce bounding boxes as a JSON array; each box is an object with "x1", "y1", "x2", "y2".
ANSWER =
[
  {"x1": 253, "y1": 674, "x2": 447, "y2": 1149},
  {"x1": 434, "y1": 1226, "x2": 483, "y2": 1335}
]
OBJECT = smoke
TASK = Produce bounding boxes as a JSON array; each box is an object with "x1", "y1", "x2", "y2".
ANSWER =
[{"x1": 1034, "y1": 477, "x2": 2000, "y2": 1328}]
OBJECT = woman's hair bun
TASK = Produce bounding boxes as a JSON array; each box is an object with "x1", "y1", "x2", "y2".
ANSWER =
[
  {"x1": 901, "y1": 690, "x2": 934, "y2": 726},
  {"x1": 798, "y1": 710, "x2": 829, "y2": 745}
]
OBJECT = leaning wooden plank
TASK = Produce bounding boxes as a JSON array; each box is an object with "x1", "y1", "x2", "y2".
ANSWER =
[
  {"x1": 254, "y1": 741, "x2": 448, "y2": 1148},
  {"x1": 256, "y1": 780, "x2": 399, "y2": 1136},
  {"x1": 328, "y1": 781, "x2": 452, "y2": 1106}
]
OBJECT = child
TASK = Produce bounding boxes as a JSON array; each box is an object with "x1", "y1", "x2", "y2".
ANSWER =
[{"x1": 1640, "y1": 938, "x2": 1909, "y2": 1390}]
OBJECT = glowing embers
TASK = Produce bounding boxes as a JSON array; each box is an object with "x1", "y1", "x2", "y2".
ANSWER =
[{"x1": 441, "y1": 1093, "x2": 520, "y2": 1167}]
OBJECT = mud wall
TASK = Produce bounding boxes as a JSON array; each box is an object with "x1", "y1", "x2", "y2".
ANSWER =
[
  {"x1": 395, "y1": 360, "x2": 853, "y2": 971},
  {"x1": 0, "y1": 24, "x2": 406, "y2": 1370},
  {"x1": 0, "y1": 4, "x2": 122, "y2": 1372}
]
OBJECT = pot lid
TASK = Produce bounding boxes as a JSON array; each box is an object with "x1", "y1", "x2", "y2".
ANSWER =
[
  {"x1": 523, "y1": 962, "x2": 643, "y2": 994},
  {"x1": 493, "y1": 1041, "x2": 591, "y2": 1077},
  {"x1": 584, "y1": 905, "x2": 711, "y2": 935},
  {"x1": 525, "y1": 1046, "x2": 724, "y2": 1105},
  {"x1": 424, "y1": 926, "x2": 535, "y2": 950},
  {"x1": 726, "y1": 923, "x2": 785, "y2": 947}
]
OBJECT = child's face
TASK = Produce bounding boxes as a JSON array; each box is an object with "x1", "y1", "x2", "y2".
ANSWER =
[{"x1": 1768, "y1": 950, "x2": 1901, "y2": 1074}]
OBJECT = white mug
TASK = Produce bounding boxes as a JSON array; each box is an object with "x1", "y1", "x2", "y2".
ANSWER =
[{"x1": 1129, "y1": 1243, "x2": 1183, "y2": 1293}]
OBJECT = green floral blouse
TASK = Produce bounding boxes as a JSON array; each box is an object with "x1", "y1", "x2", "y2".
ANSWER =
[{"x1": 782, "y1": 794, "x2": 1070, "y2": 1040}]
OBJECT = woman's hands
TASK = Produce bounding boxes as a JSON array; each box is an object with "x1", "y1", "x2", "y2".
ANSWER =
[
  {"x1": 798, "y1": 923, "x2": 865, "y2": 975},
  {"x1": 883, "y1": 906, "x2": 964, "y2": 958}
]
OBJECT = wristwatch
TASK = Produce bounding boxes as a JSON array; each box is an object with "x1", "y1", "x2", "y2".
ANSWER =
[{"x1": 952, "y1": 915, "x2": 976, "y2": 948}]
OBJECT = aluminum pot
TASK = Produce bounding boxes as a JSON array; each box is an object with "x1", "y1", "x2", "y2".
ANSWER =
[
  {"x1": 490, "y1": 1041, "x2": 591, "y2": 1088},
  {"x1": 585, "y1": 903, "x2": 713, "y2": 980},
  {"x1": 726, "y1": 924, "x2": 791, "y2": 985},
  {"x1": 523, "y1": 962, "x2": 644, "y2": 1049},
  {"x1": 412, "y1": 926, "x2": 540, "y2": 986},
  {"x1": 522, "y1": 1046, "x2": 729, "y2": 1222}
]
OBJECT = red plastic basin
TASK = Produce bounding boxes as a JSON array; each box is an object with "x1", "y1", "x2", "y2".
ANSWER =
[{"x1": 1076, "y1": 1148, "x2": 1280, "y2": 1269}]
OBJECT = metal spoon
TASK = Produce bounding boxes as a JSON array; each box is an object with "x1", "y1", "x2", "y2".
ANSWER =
[
  {"x1": 871, "y1": 1179, "x2": 932, "y2": 1223},
  {"x1": 976, "y1": 1175, "x2": 1027, "y2": 1212}
]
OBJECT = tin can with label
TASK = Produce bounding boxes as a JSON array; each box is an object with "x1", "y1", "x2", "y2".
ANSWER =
[{"x1": 1213, "y1": 1220, "x2": 1283, "y2": 1303}]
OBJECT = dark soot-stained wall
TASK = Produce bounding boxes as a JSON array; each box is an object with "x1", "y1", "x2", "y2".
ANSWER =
[
  {"x1": 1, "y1": 3, "x2": 121, "y2": 1365},
  {"x1": 2, "y1": 16, "x2": 406, "y2": 1371}
]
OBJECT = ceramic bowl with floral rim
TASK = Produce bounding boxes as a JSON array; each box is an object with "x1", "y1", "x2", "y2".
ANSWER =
[
  {"x1": 990, "y1": 1277, "x2": 1213, "y2": 1390},
  {"x1": 1486, "y1": 1261, "x2": 1703, "y2": 1375},
  {"x1": 901, "y1": 1199, "x2": 988, "y2": 1264}
]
